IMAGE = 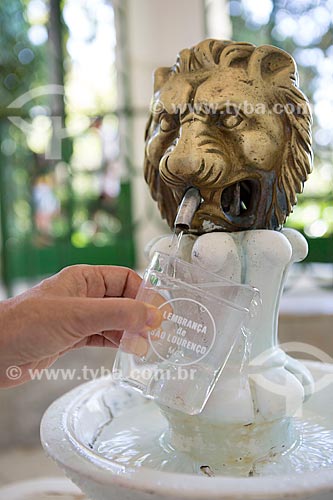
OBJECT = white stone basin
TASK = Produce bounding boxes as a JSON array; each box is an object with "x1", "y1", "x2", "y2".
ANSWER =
[{"x1": 41, "y1": 360, "x2": 333, "y2": 500}]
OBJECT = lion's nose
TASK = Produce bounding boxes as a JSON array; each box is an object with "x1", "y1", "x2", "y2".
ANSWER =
[
  {"x1": 163, "y1": 121, "x2": 206, "y2": 186},
  {"x1": 166, "y1": 151, "x2": 204, "y2": 185}
]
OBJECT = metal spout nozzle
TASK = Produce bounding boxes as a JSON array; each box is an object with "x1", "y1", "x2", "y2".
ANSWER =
[{"x1": 174, "y1": 187, "x2": 202, "y2": 232}]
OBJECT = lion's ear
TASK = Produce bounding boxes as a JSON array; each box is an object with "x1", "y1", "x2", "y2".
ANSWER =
[
  {"x1": 153, "y1": 67, "x2": 171, "y2": 93},
  {"x1": 248, "y1": 45, "x2": 297, "y2": 85}
]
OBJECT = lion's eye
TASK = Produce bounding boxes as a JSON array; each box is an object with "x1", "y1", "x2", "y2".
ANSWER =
[
  {"x1": 159, "y1": 114, "x2": 179, "y2": 133},
  {"x1": 218, "y1": 112, "x2": 243, "y2": 129}
]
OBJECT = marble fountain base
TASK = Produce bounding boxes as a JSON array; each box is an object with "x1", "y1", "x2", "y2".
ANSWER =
[{"x1": 41, "y1": 360, "x2": 333, "y2": 500}]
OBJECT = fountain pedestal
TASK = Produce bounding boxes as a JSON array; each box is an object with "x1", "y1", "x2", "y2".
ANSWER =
[{"x1": 146, "y1": 228, "x2": 314, "y2": 466}]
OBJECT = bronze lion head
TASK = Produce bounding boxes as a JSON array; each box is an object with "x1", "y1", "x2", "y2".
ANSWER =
[{"x1": 144, "y1": 39, "x2": 312, "y2": 233}]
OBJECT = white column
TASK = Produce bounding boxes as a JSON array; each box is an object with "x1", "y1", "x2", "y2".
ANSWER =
[
  {"x1": 124, "y1": 0, "x2": 206, "y2": 268},
  {"x1": 205, "y1": 0, "x2": 232, "y2": 39}
]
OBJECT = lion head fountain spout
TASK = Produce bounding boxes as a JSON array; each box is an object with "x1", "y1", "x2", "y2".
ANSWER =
[
  {"x1": 144, "y1": 39, "x2": 312, "y2": 234},
  {"x1": 174, "y1": 187, "x2": 202, "y2": 232}
]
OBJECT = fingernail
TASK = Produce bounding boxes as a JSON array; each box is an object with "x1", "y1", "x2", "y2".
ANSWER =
[
  {"x1": 121, "y1": 336, "x2": 148, "y2": 357},
  {"x1": 146, "y1": 305, "x2": 163, "y2": 328}
]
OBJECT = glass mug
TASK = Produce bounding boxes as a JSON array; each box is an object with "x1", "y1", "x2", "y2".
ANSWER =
[{"x1": 113, "y1": 252, "x2": 259, "y2": 415}]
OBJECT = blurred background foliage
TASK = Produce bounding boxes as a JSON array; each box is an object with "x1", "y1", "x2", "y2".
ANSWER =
[
  {"x1": 0, "y1": 0, "x2": 134, "y2": 294},
  {"x1": 0, "y1": 0, "x2": 47, "y2": 106},
  {"x1": 230, "y1": 0, "x2": 333, "y2": 251},
  {"x1": 0, "y1": 0, "x2": 332, "y2": 294}
]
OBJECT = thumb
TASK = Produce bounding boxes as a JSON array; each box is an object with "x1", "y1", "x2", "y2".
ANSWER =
[{"x1": 63, "y1": 297, "x2": 163, "y2": 337}]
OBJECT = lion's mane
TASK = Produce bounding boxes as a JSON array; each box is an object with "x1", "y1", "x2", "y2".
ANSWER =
[{"x1": 144, "y1": 39, "x2": 312, "y2": 230}]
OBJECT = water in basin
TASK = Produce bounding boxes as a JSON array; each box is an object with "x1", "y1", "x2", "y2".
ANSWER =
[{"x1": 68, "y1": 380, "x2": 333, "y2": 478}]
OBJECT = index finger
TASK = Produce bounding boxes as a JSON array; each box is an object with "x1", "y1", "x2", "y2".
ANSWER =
[{"x1": 84, "y1": 266, "x2": 142, "y2": 298}]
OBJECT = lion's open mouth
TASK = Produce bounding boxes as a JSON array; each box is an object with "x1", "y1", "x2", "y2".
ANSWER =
[{"x1": 221, "y1": 179, "x2": 260, "y2": 226}]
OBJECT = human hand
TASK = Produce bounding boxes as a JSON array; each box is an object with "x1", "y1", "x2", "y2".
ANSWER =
[{"x1": 0, "y1": 265, "x2": 162, "y2": 387}]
